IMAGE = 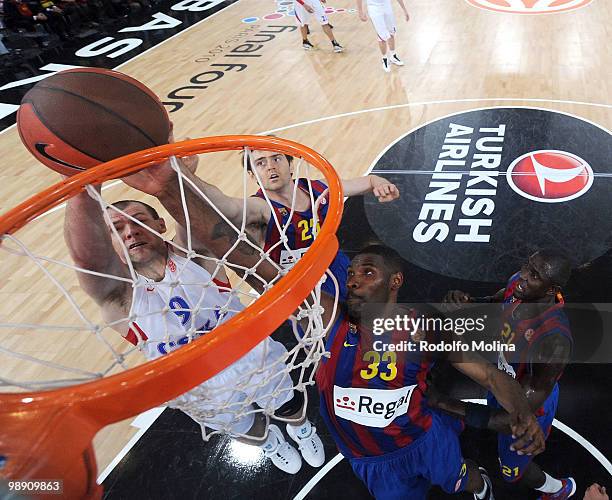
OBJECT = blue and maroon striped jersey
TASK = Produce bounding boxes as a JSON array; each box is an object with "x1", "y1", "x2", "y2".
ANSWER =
[
  {"x1": 254, "y1": 178, "x2": 349, "y2": 298},
  {"x1": 316, "y1": 311, "x2": 434, "y2": 458},
  {"x1": 498, "y1": 272, "x2": 572, "y2": 383}
]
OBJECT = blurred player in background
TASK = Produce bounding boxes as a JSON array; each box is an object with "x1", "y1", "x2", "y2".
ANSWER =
[
  {"x1": 294, "y1": 0, "x2": 344, "y2": 52},
  {"x1": 357, "y1": 0, "x2": 409, "y2": 72}
]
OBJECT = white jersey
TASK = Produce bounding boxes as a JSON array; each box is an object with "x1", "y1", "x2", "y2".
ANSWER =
[
  {"x1": 126, "y1": 251, "x2": 293, "y2": 436},
  {"x1": 366, "y1": 0, "x2": 396, "y2": 41},
  {"x1": 127, "y1": 251, "x2": 242, "y2": 359},
  {"x1": 294, "y1": 0, "x2": 329, "y2": 27}
]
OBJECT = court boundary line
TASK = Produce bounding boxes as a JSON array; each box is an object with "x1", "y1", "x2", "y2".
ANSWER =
[
  {"x1": 292, "y1": 398, "x2": 612, "y2": 500},
  {"x1": 32, "y1": 98, "x2": 612, "y2": 221},
  {"x1": 261, "y1": 98, "x2": 611, "y2": 136}
]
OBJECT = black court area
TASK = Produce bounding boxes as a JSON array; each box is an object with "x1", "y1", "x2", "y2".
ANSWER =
[{"x1": 103, "y1": 108, "x2": 612, "y2": 500}]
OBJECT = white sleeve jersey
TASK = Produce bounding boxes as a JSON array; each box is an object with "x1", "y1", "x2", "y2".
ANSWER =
[{"x1": 125, "y1": 251, "x2": 294, "y2": 436}]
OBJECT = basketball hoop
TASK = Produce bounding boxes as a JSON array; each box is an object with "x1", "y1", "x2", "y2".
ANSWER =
[{"x1": 0, "y1": 136, "x2": 342, "y2": 499}]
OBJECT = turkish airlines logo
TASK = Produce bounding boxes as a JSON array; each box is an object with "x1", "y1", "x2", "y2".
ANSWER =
[
  {"x1": 465, "y1": 0, "x2": 594, "y2": 14},
  {"x1": 506, "y1": 150, "x2": 593, "y2": 203},
  {"x1": 333, "y1": 385, "x2": 415, "y2": 428}
]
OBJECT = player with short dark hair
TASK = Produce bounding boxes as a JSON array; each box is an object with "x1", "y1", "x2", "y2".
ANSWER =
[
  {"x1": 183, "y1": 145, "x2": 400, "y2": 300},
  {"x1": 442, "y1": 249, "x2": 576, "y2": 499}
]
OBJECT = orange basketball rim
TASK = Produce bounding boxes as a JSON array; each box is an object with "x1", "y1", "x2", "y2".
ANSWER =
[{"x1": 0, "y1": 136, "x2": 343, "y2": 499}]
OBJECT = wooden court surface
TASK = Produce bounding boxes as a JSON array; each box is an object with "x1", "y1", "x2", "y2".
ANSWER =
[{"x1": 0, "y1": 0, "x2": 610, "y2": 479}]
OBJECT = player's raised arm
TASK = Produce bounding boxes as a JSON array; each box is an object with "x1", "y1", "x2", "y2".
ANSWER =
[
  {"x1": 485, "y1": 333, "x2": 571, "y2": 433},
  {"x1": 450, "y1": 356, "x2": 546, "y2": 456},
  {"x1": 184, "y1": 173, "x2": 270, "y2": 228},
  {"x1": 64, "y1": 187, "x2": 130, "y2": 307},
  {"x1": 121, "y1": 158, "x2": 278, "y2": 288},
  {"x1": 341, "y1": 174, "x2": 400, "y2": 202}
]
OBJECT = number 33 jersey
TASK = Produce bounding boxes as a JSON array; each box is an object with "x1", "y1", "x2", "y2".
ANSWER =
[{"x1": 316, "y1": 311, "x2": 434, "y2": 458}]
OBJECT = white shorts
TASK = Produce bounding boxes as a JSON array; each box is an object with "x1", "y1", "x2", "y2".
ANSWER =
[
  {"x1": 368, "y1": 0, "x2": 396, "y2": 41},
  {"x1": 169, "y1": 336, "x2": 294, "y2": 437},
  {"x1": 294, "y1": 0, "x2": 329, "y2": 27}
]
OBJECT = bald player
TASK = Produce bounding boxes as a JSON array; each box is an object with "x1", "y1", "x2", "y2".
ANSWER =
[{"x1": 441, "y1": 249, "x2": 576, "y2": 500}]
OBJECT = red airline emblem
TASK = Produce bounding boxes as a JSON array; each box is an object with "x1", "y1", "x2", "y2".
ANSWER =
[
  {"x1": 506, "y1": 150, "x2": 593, "y2": 203},
  {"x1": 336, "y1": 396, "x2": 356, "y2": 411},
  {"x1": 465, "y1": 0, "x2": 594, "y2": 14},
  {"x1": 168, "y1": 259, "x2": 177, "y2": 273}
]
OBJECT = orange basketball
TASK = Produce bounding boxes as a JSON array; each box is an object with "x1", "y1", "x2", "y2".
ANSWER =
[{"x1": 17, "y1": 68, "x2": 171, "y2": 176}]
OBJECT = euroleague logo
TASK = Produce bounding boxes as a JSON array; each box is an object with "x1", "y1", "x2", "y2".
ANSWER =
[
  {"x1": 465, "y1": 0, "x2": 594, "y2": 14},
  {"x1": 507, "y1": 150, "x2": 594, "y2": 203}
]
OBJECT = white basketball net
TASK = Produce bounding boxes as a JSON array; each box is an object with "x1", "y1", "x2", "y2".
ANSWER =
[{"x1": 0, "y1": 146, "x2": 339, "y2": 440}]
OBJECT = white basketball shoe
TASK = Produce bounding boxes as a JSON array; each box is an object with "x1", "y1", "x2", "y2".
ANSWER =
[
  {"x1": 286, "y1": 421, "x2": 325, "y2": 468},
  {"x1": 382, "y1": 57, "x2": 391, "y2": 73},
  {"x1": 261, "y1": 424, "x2": 302, "y2": 474},
  {"x1": 390, "y1": 53, "x2": 404, "y2": 66}
]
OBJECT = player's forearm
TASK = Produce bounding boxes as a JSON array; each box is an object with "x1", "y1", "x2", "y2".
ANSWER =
[
  {"x1": 186, "y1": 174, "x2": 245, "y2": 225},
  {"x1": 431, "y1": 395, "x2": 513, "y2": 434},
  {"x1": 65, "y1": 190, "x2": 112, "y2": 268},
  {"x1": 396, "y1": 0, "x2": 408, "y2": 12},
  {"x1": 341, "y1": 175, "x2": 381, "y2": 197},
  {"x1": 64, "y1": 190, "x2": 127, "y2": 302},
  {"x1": 486, "y1": 365, "x2": 532, "y2": 418},
  {"x1": 156, "y1": 170, "x2": 277, "y2": 286}
]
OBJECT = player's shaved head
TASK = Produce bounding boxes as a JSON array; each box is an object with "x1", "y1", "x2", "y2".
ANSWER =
[
  {"x1": 357, "y1": 244, "x2": 403, "y2": 276},
  {"x1": 110, "y1": 200, "x2": 160, "y2": 220},
  {"x1": 532, "y1": 249, "x2": 572, "y2": 288}
]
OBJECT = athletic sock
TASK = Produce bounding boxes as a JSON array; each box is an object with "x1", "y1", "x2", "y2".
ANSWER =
[
  {"x1": 289, "y1": 420, "x2": 312, "y2": 439},
  {"x1": 475, "y1": 478, "x2": 489, "y2": 499},
  {"x1": 536, "y1": 473, "x2": 563, "y2": 494}
]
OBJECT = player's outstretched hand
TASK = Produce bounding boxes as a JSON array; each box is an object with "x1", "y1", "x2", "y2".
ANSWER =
[
  {"x1": 444, "y1": 290, "x2": 472, "y2": 305},
  {"x1": 404, "y1": 10, "x2": 410, "y2": 21},
  {"x1": 585, "y1": 483, "x2": 608, "y2": 500},
  {"x1": 371, "y1": 177, "x2": 400, "y2": 202},
  {"x1": 509, "y1": 411, "x2": 545, "y2": 456},
  {"x1": 305, "y1": 4, "x2": 314, "y2": 13},
  {"x1": 359, "y1": 12, "x2": 367, "y2": 21},
  {"x1": 121, "y1": 157, "x2": 177, "y2": 197}
]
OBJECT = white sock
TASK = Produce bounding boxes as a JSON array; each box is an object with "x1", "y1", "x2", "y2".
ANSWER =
[
  {"x1": 289, "y1": 420, "x2": 312, "y2": 439},
  {"x1": 260, "y1": 430, "x2": 281, "y2": 452},
  {"x1": 536, "y1": 473, "x2": 563, "y2": 493},
  {"x1": 475, "y1": 475, "x2": 489, "y2": 499}
]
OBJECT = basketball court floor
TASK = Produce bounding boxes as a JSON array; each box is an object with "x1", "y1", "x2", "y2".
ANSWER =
[{"x1": 0, "y1": 0, "x2": 610, "y2": 498}]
